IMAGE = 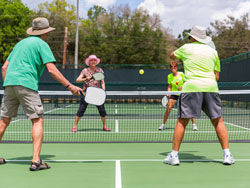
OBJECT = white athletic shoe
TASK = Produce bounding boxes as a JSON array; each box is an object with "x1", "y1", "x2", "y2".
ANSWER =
[
  {"x1": 223, "y1": 153, "x2": 235, "y2": 165},
  {"x1": 163, "y1": 153, "x2": 180, "y2": 166},
  {"x1": 192, "y1": 124, "x2": 198, "y2": 131},
  {"x1": 158, "y1": 124, "x2": 165, "y2": 130}
]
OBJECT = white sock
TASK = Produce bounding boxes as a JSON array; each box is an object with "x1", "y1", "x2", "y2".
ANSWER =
[
  {"x1": 223, "y1": 149, "x2": 230, "y2": 156},
  {"x1": 171, "y1": 150, "x2": 179, "y2": 156}
]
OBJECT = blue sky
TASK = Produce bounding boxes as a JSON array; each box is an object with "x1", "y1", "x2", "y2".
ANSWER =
[{"x1": 21, "y1": 0, "x2": 250, "y2": 37}]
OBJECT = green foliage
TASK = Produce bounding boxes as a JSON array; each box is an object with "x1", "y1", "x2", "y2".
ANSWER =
[
  {"x1": 36, "y1": 0, "x2": 77, "y2": 63},
  {"x1": 177, "y1": 29, "x2": 191, "y2": 46},
  {"x1": 78, "y1": 5, "x2": 169, "y2": 67},
  {"x1": 210, "y1": 14, "x2": 250, "y2": 59},
  {"x1": 0, "y1": 0, "x2": 33, "y2": 63}
]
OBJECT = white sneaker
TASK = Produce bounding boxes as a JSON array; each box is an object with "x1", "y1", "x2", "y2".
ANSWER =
[
  {"x1": 163, "y1": 153, "x2": 180, "y2": 165},
  {"x1": 223, "y1": 153, "x2": 235, "y2": 165},
  {"x1": 158, "y1": 124, "x2": 165, "y2": 130},
  {"x1": 192, "y1": 124, "x2": 197, "y2": 131}
]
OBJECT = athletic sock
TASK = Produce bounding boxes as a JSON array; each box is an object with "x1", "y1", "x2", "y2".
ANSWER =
[
  {"x1": 223, "y1": 149, "x2": 230, "y2": 156},
  {"x1": 171, "y1": 150, "x2": 179, "y2": 157}
]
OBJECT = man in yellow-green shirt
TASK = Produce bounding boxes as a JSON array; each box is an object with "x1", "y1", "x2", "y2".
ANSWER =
[{"x1": 163, "y1": 26, "x2": 234, "y2": 166}]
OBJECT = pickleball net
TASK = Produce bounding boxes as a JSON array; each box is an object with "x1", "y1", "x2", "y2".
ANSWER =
[{"x1": 1, "y1": 90, "x2": 250, "y2": 143}]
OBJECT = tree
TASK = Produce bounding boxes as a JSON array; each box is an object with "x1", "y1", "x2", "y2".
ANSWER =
[
  {"x1": 0, "y1": 0, "x2": 33, "y2": 63},
  {"x1": 209, "y1": 14, "x2": 250, "y2": 59},
  {"x1": 36, "y1": 0, "x2": 77, "y2": 65},
  {"x1": 78, "y1": 5, "x2": 173, "y2": 67}
]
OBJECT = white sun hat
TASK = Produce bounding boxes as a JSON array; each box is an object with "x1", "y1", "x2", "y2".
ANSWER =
[{"x1": 185, "y1": 25, "x2": 211, "y2": 44}]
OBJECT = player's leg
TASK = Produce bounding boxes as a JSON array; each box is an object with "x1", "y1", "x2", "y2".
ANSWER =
[
  {"x1": 31, "y1": 117, "x2": 44, "y2": 163},
  {"x1": 0, "y1": 86, "x2": 19, "y2": 164},
  {"x1": 0, "y1": 117, "x2": 11, "y2": 141},
  {"x1": 163, "y1": 99, "x2": 176, "y2": 123},
  {"x1": 210, "y1": 117, "x2": 234, "y2": 164},
  {"x1": 203, "y1": 92, "x2": 234, "y2": 165},
  {"x1": 191, "y1": 118, "x2": 197, "y2": 131},
  {"x1": 16, "y1": 86, "x2": 50, "y2": 170},
  {"x1": 211, "y1": 117, "x2": 229, "y2": 148},
  {"x1": 0, "y1": 117, "x2": 11, "y2": 165},
  {"x1": 172, "y1": 118, "x2": 190, "y2": 150},
  {"x1": 30, "y1": 117, "x2": 50, "y2": 171},
  {"x1": 72, "y1": 95, "x2": 88, "y2": 132},
  {"x1": 164, "y1": 93, "x2": 202, "y2": 165},
  {"x1": 159, "y1": 96, "x2": 177, "y2": 130},
  {"x1": 163, "y1": 118, "x2": 189, "y2": 165},
  {"x1": 97, "y1": 104, "x2": 110, "y2": 131}
]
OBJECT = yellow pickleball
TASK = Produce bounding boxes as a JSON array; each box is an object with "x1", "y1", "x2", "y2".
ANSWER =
[{"x1": 139, "y1": 69, "x2": 144, "y2": 75}]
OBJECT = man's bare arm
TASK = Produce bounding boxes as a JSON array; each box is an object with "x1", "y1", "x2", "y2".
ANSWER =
[
  {"x1": 1, "y1": 60, "x2": 9, "y2": 82},
  {"x1": 170, "y1": 51, "x2": 177, "y2": 60},
  {"x1": 214, "y1": 71, "x2": 220, "y2": 81},
  {"x1": 46, "y1": 63, "x2": 82, "y2": 95}
]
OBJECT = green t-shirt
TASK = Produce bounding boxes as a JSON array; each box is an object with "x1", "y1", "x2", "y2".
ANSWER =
[
  {"x1": 168, "y1": 72, "x2": 184, "y2": 91},
  {"x1": 174, "y1": 42, "x2": 220, "y2": 92},
  {"x1": 4, "y1": 36, "x2": 56, "y2": 91}
]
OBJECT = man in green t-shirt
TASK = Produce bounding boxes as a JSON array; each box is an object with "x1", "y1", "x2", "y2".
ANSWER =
[
  {"x1": 163, "y1": 26, "x2": 234, "y2": 166},
  {"x1": 0, "y1": 17, "x2": 82, "y2": 171}
]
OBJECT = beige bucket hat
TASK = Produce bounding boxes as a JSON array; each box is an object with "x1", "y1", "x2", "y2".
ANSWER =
[
  {"x1": 185, "y1": 25, "x2": 211, "y2": 44},
  {"x1": 26, "y1": 17, "x2": 55, "y2": 36}
]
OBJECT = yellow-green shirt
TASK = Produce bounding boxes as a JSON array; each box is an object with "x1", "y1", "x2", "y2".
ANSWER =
[
  {"x1": 174, "y1": 42, "x2": 220, "y2": 92},
  {"x1": 168, "y1": 72, "x2": 184, "y2": 91}
]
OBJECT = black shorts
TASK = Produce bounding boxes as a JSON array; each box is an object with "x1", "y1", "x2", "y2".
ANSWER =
[
  {"x1": 76, "y1": 95, "x2": 106, "y2": 117},
  {"x1": 178, "y1": 92, "x2": 222, "y2": 119},
  {"x1": 169, "y1": 95, "x2": 179, "y2": 101}
]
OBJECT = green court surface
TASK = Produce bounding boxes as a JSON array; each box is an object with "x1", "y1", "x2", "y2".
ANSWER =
[{"x1": 0, "y1": 143, "x2": 250, "y2": 188}]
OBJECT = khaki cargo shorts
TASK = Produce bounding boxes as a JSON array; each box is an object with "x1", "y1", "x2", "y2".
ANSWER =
[{"x1": 1, "y1": 86, "x2": 44, "y2": 119}]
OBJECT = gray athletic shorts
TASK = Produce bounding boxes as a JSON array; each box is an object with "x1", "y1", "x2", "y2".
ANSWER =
[
  {"x1": 178, "y1": 92, "x2": 222, "y2": 119},
  {"x1": 1, "y1": 86, "x2": 44, "y2": 120}
]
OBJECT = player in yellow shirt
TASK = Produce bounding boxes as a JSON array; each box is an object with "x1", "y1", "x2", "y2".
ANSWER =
[{"x1": 159, "y1": 61, "x2": 197, "y2": 130}]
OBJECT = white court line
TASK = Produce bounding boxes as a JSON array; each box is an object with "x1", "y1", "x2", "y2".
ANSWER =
[
  {"x1": 116, "y1": 160, "x2": 122, "y2": 188},
  {"x1": 115, "y1": 104, "x2": 119, "y2": 133},
  {"x1": 44, "y1": 104, "x2": 73, "y2": 114},
  {"x1": 224, "y1": 121, "x2": 250, "y2": 131},
  {"x1": 115, "y1": 120, "x2": 119, "y2": 133},
  {"x1": 5, "y1": 159, "x2": 250, "y2": 162},
  {"x1": 10, "y1": 104, "x2": 73, "y2": 124}
]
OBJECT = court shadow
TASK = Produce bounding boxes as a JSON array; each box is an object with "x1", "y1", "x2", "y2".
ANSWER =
[
  {"x1": 164, "y1": 127, "x2": 175, "y2": 130},
  {"x1": 77, "y1": 128, "x2": 105, "y2": 132},
  {"x1": 48, "y1": 161, "x2": 103, "y2": 164},
  {"x1": 160, "y1": 151, "x2": 222, "y2": 164},
  {"x1": 6, "y1": 154, "x2": 56, "y2": 165}
]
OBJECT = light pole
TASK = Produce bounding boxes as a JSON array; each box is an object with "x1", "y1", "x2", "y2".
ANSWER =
[{"x1": 74, "y1": 0, "x2": 79, "y2": 69}]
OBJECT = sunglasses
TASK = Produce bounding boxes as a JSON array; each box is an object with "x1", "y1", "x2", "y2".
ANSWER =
[{"x1": 170, "y1": 66, "x2": 177, "y2": 68}]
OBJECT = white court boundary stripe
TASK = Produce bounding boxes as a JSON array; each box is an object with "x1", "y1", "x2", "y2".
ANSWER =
[
  {"x1": 5, "y1": 159, "x2": 250, "y2": 162},
  {"x1": 115, "y1": 120, "x2": 119, "y2": 133},
  {"x1": 116, "y1": 160, "x2": 122, "y2": 188},
  {"x1": 115, "y1": 104, "x2": 119, "y2": 133},
  {"x1": 224, "y1": 121, "x2": 250, "y2": 131}
]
